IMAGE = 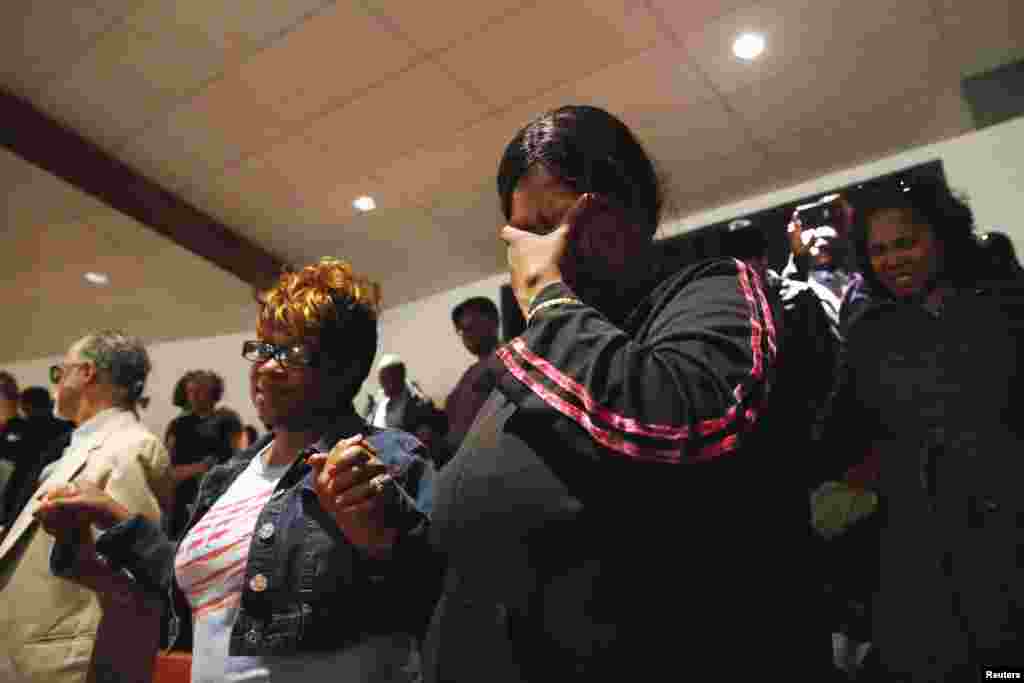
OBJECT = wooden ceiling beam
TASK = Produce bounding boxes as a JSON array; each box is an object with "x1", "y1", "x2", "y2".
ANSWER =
[{"x1": 0, "y1": 89, "x2": 286, "y2": 290}]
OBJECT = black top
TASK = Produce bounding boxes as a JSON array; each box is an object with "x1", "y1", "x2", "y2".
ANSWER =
[
  {"x1": 423, "y1": 259, "x2": 819, "y2": 681},
  {"x1": 165, "y1": 413, "x2": 210, "y2": 539},
  {"x1": 817, "y1": 270, "x2": 1024, "y2": 680},
  {"x1": 0, "y1": 415, "x2": 73, "y2": 526}
]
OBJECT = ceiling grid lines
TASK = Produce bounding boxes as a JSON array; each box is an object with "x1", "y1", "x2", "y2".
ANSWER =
[
  {"x1": 642, "y1": 0, "x2": 768, "y2": 154},
  {"x1": 29, "y1": 0, "x2": 151, "y2": 89},
  {"x1": 2, "y1": 0, "x2": 1015, "y2": 362},
  {"x1": 114, "y1": 0, "x2": 346, "y2": 161}
]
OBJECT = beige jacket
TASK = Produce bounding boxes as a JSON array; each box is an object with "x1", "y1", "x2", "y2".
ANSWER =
[{"x1": 0, "y1": 409, "x2": 172, "y2": 683}]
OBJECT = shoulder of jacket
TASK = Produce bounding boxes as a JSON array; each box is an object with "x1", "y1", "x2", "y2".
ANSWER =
[
  {"x1": 653, "y1": 257, "x2": 744, "y2": 297},
  {"x1": 116, "y1": 428, "x2": 168, "y2": 463}
]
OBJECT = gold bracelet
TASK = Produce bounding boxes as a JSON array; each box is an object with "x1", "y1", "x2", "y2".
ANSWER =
[
  {"x1": 527, "y1": 297, "x2": 581, "y2": 325},
  {"x1": 525, "y1": 280, "x2": 564, "y2": 312}
]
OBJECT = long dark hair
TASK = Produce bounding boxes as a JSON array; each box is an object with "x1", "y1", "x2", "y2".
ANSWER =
[{"x1": 497, "y1": 105, "x2": 663, "y2": 241}]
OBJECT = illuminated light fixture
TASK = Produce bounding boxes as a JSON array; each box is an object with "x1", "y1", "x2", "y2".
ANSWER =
[
  {"x1": 733, "y1": 32, "x2": 766, "y2": 61},
  {"x1": 353, "y1": 196, "x2": 377, "y2": 212},
  {"x1": 84, "y1": 271, "x2": 110, "y2": 286}
]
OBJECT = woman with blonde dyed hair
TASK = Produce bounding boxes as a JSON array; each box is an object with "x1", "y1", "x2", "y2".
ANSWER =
[{"x1": 36, "y1": 257, "x2": 439, "y2": 683}]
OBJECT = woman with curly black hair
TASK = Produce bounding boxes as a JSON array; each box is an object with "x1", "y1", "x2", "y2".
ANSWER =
[{"x1": 818, "y1": 176, "x2": 1024, "y2": 680}]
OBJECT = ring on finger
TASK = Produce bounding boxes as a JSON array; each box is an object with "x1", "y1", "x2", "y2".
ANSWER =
[{"x1": 370, "y1": 474, "x2": 390, "y2": 496}]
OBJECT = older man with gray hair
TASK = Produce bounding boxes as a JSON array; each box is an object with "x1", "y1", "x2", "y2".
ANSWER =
[
  {"x1": 364, "y1": 353, "x2": 434, "y2": 433},
  {"x1": 0, "y1": 330, "x2": 172, "y2": 683}
]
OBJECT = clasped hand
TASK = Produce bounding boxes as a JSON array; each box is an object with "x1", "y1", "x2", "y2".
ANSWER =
[
  {"x1": 307, "y1": 434, "x2": 399, "y2": 556},
  {"x1": 34, "y1": 480, "x2": 129, "y2": 540}
]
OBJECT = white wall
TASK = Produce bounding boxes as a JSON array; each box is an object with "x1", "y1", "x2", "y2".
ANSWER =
[
  {"x1": 360, "y1": 272, "x2": 509, "y2": 411},
  {"x1": 6, "y1": 115, "x2": 1022, "y2": 440}
]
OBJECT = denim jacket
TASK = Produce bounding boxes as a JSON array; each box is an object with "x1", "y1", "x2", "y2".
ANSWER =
[{"x1": 95, "y1": 417, "x2": 441, "y2": 656}]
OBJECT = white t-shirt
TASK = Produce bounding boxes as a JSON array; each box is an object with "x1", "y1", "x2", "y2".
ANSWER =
[
  {"x1": 371, "y1": 395, "x2": 391, "y2": 428},
  {"x1": 175, "y1": 443, "x2": 414, "y2": 683}
]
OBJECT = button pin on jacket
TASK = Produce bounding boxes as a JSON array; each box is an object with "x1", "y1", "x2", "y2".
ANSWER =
[
  {"x1": 249, "y1": 574, "x2": 268, "y2": 592},
  {"x1": 258, "y1": 522, "x2": 275, "y2": 541}
]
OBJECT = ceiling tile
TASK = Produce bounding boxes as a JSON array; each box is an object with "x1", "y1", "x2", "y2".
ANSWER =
[
  {"x1": 437, "y1": 0, "x2": 661, "y2": 109},
  {"x1": 117, "y1": 1, "x2": 420, "y2": 183},
  {"x1": 646, "y1": 0, "x2": 750, "y2": 42},
  {"x1": 685, "y1": 0, "x2": 937, "y2": 96},
  {"x1": 370, "y1": 87, "x2": 580, "y2": 211},
  {"x1": 0, "y1": 148, "x2": 110, "y2": 229},
  {"x1": 36, "y1": 4, "x2": 240, "y2": 150},
  {"x1": 658, "y1": 147, "x2": 771, "y2": 220},
  {"x1": 683, "y1": 0, "x2": 833, "y2": 96},
  {"x1": 311, "y1": 177, "x2": 405, "y2": 226},
  {"x1": 429, "y1": 178, "x2": 503, "y2": 227},
  {"x1": 348, "y1": 206, "x2": 503, "y2": 308},
  {"x1": 555, "y1": 45, "x2": 718, "y2": 131},
  {"x1": 260, "y1": 61, "x2": 489, "y2": 194},
  {"x1": 633, "y1": 97, "x2": 757, "y2": 168},
  {"x1": 936, "y1": 0, "x2": 1024, "y2": 78},
  {"x1": 0, "y1": 0, "x2": 138, "y2": 93},
  {"x1": 175, "y1": 156, "x2": 303, "y2": 247},
  {"x1": 127, "y1": 74, "x2": 295, "y2": 186},
  {"x1": 723, "y1": 16, "x2": 947, "y2": 143},
  {"x1": 362, "y1": 0, "x2": 528, "y2": 53},
  {"x1": 147, "y1": 0, "x2": 336, "y2": 55},
  {"x1": 229, "y1": 2, "x2": 420, "y2": 129},
  {"x1": 367, "y1": 142, "x2": 490, "y2": 209}
]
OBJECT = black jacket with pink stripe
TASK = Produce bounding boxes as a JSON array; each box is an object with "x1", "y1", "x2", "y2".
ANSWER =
[{"x1": 423, "y1": 258, "x2": 820, "y2": 682}]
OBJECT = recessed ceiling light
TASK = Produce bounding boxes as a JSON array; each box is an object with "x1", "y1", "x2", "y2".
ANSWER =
[
  {"x1": 353, "y1": 196, "x2": 376, "y2": 212},
  {"x1": 84, "y1": 271, "x2": 110, "y2": 286},
  {"x1": 733, "y1": 32, "x2": 766, "y2": 61}
]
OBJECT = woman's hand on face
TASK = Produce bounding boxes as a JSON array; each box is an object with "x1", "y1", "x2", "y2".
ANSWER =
[
  {"x1": 500, "y1": 193, "x2": 593, "y2": 317},
  {"x1": 307, "y1": 435, "x2": 399, "y2": 556},
  {"x1": 34, "y1": 480, "x2": 131, "y2": 537},
  {"x1": 501, "y1": 192, "x2": 641, "y2": 316}
]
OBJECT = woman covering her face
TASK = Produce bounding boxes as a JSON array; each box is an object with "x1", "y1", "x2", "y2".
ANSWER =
[
  {"x1": 817, "y1": 179, "x2": 1024, "y2": 680},
  {"x1": 421, "y1": 106, "x2": 820, "y2": 681},
  {"x1": 36, "y1": 258, "x2": 440, "y2": 683}
]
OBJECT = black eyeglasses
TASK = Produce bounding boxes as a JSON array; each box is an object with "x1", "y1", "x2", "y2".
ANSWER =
[
  {"x1": 49, "y1": 362, "x2": 88, "y2": 384},
  {"x1": 242, "y1": 341, "x2": 317, "y2": 369}
]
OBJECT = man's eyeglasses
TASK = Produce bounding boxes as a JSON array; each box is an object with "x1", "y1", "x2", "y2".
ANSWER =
[
  {"x1": 242, "y1": 341, "x2": 317, "y2": 369},
  {"x1": 49, "y1": 362, "x2": 88, "y2": 384}
]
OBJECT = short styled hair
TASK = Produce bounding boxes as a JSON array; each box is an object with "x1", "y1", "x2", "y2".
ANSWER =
[
  {"x1": 171, "y1": 369, "x2": 223, "y2": 409},
  {"x1": 451, "y1": 297, "x2": 499, "y2": 327},
  {"x1": 191, "y1": 370, "x2": 224, "y2": 404},
  {"x1": 258, "y1": 257, "x2": 381, "y2": 398},
  {"x1": 76, "y1": 330, "x2": 151, "y2": 410},
  {"x1": 497, "y1": 105, "x2": 663, "y2": 241}
]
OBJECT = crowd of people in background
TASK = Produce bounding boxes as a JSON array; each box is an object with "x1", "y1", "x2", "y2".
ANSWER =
[{"x1": 0, "y1": 104, "x2": 1020, "y2": 683}]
